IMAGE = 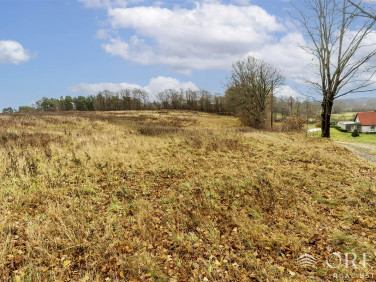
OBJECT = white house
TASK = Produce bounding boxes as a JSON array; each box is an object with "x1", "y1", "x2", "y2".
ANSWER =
[
  {"x1": 354, "y1": 111, "x2": 376, "y2": 133},
  {"x1": 337, "y1": 111, "x2": 376, "y2": 133},
  {"x1": 337, "y1": 121, "x2": 362, "y2": 133}
]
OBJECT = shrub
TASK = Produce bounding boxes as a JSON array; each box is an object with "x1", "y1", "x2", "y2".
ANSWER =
[
  {"x1": 237, "y1": 113, "x2": 266, "y2": 129},
  {"x1": 332, "y1": 125, "x2": 347, "y2": 133},
  {"x1": 2, "y1": 107, "x2": 14, "y2": 113},
  {"x1": 282, "y1": 115, "x2": 306, "y2": 132},
  {"x1": 352, "y1": 129, "x2": 360, "y2": 137}
]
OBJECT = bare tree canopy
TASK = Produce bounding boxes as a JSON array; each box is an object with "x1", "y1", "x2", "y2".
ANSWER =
[
  {"x1": 349, "y1": 0, "x2": 376, "y2": 20},
  {"x1": 293, "y1": 0, "x2": 376, "y2": 137},
  {"x1": 226, "y1": 56, "x2": 285, "y2": 128}
]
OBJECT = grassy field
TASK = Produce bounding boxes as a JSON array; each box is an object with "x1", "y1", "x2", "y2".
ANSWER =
[
  {"x1": 331, "y1": 112, "x2": 357, "y2": 122},
  {"x1": 330, "y1": 127, "x2": 376, "y2": 144},
  {"x1": 1, "y1": 111, "x2": 376, "y2": 281},
  {"x1": 305, "y1": 125, "x2": 376, "y2": 144},
  {"x1": 305, "y1": 111, "x2": 376, "y2": 144}
]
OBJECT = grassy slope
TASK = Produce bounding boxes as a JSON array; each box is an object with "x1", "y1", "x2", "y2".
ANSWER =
[{"x1": 0, "y1": 111, "x2": 376, "y2": 281}]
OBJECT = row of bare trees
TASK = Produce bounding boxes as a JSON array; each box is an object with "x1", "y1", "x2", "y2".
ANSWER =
[
  {"x1": 156, "y1": 89, "x2": 227, "y2": 113},
  {"x1": 17, "y1": 88, "x2": 228, "y2": 115},
  {"x1": 94, "y1": 89, "x2": 149, "y2": 111},
  {"x1": 18, "y1": 83, "x2": 319, "y2": 126}
]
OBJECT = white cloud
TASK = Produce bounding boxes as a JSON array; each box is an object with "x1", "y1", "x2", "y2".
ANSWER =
[
  {"x1": 67, "y1": 76, "x2": 198, "y2": 100},
  {"x1": 101, "y1": 2, "x2": 288, "y2": 72},
  {"x1": 247, "y1": 32, "x2": 313, "y2": 82},
  {"x1": 276, "y1": 85, "x2": 303, "y2": 99},
  {"x1": 145, "y1": 76, "x2": 198, "y2": 94},
  {"x1": 0, "y1": 40, "x2": 31, "y2": 65},
  {"x1": 67, "y1": 82, "x2": 142, "y2": 94},
  {"x1": 80, "y1": 0, "x2": 321, "y2": 96}
]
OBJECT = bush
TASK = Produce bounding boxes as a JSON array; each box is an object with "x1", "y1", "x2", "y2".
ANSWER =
[
  {"x1": 282, "y1": 115, "x2": 306, "y2": 132},
  {"x1": 352, "y1": 129, "x2": 360, "y2": 137},
  {"x1": 2, "y1": 107, "x2": 14, "y2": 113},
  {"x1": 237, "y1": 113, "x2": 266, "y2": 129},
  {"x1": 332, "y1": 125, "x2": 347, "y2": 133}
]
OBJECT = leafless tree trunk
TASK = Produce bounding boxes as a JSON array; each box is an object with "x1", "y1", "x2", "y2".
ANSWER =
[
  {"x1": 293, "y1": 0, "x2": 376, "y2": 138},
  {"x1": 288, "y1": 97, "x2": 294, "y2": 115}
]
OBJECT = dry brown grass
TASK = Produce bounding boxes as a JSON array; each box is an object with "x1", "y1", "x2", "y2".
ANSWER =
[{"x1": 0, "y1": 111, "x2": 375, "y2": 281}]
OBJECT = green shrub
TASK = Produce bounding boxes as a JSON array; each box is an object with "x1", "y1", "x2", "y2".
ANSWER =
[
  {"x1": 332, "y1": 125, "x2": 347, "y2": 133},
  {"x1": 352, "y1": 129, "x2": 360, "y2": 137}
]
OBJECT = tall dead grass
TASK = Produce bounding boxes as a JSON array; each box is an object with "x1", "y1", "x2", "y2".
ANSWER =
[{"x1": 0, "y1": 111, "x2": 375, "y2": 280}]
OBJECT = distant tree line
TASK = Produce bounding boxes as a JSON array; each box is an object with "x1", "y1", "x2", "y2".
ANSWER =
[
  {"x1": 21, "y1": 89, "x2": 149, "y2": 112},
  {"x1": 3, "y1": 56, "x2": 322, "y2": 130},
  {"x1": 11, "y1": 88, "x2": 228, "y2": 115},
  {"x1": 4, "y1": 80, "x2": 321, "y2": 130},
  {"x1": 155, "y1": 89, "x2": 227, "y2": 113}
]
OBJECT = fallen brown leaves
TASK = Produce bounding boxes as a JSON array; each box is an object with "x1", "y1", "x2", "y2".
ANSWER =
[{"x1": 0, "y1": 111, "x2": 375, "y2": 281}]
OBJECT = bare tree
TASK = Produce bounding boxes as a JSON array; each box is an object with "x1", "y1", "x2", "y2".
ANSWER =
[
  {"x1": 294, "y1": 0, "x2": 376, "y2": 137},
  {"x1": 226, "y1": 56, "x2": 285, "y2": 128},
  {"x1": 157, "y1": 90, "x2": 171, "y2": 109}
]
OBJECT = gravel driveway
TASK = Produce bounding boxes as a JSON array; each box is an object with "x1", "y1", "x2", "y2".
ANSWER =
[{"x1": 337, "y1": 142, "x2": 376, "y2": 165}]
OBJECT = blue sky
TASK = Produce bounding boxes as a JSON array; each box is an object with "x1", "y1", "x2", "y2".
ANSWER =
[{"x1": 2, "y1": 0, "x2": 371, "y2": 109}]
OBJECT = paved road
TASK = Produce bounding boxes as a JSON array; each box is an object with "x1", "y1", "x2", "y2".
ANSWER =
[{"x1": 337, "y1": 142, "x2": 376, "y2": 165}]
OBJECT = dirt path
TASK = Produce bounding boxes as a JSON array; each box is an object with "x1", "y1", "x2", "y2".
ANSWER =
[{"x1": 337, "y1": 142, "x2": 376, "y2": 165}]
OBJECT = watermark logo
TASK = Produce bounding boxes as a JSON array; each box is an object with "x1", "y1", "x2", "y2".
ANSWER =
[
  {"x1": 295, "y1": 252, "x2": 376, "y2": 279},
  {"x1": 297, "y1": 254, "x2": 318, "y2": 268}
]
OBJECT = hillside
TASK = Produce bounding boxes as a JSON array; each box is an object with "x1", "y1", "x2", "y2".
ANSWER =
[{"x1": 0, "y1": 111, "x2": 375, "y2": 281}]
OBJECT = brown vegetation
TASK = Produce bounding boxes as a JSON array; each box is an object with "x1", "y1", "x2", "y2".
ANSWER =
[{"x1": 0, "y1": 111, "x2": 375, "y2": 280}]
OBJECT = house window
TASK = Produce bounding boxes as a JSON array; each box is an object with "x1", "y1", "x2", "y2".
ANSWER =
[{"x1": 372, "y1": 126, "x2": 375, "y2": 131}]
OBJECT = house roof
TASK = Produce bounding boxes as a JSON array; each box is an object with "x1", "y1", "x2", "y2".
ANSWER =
[{"x1": 355, "y1": 111, "x2": 376, "y2": 126}]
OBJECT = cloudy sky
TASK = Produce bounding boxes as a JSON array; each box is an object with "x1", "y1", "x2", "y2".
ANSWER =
[{"x1": 0, "y1": 0, "x2": 323, "y2": 109}]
